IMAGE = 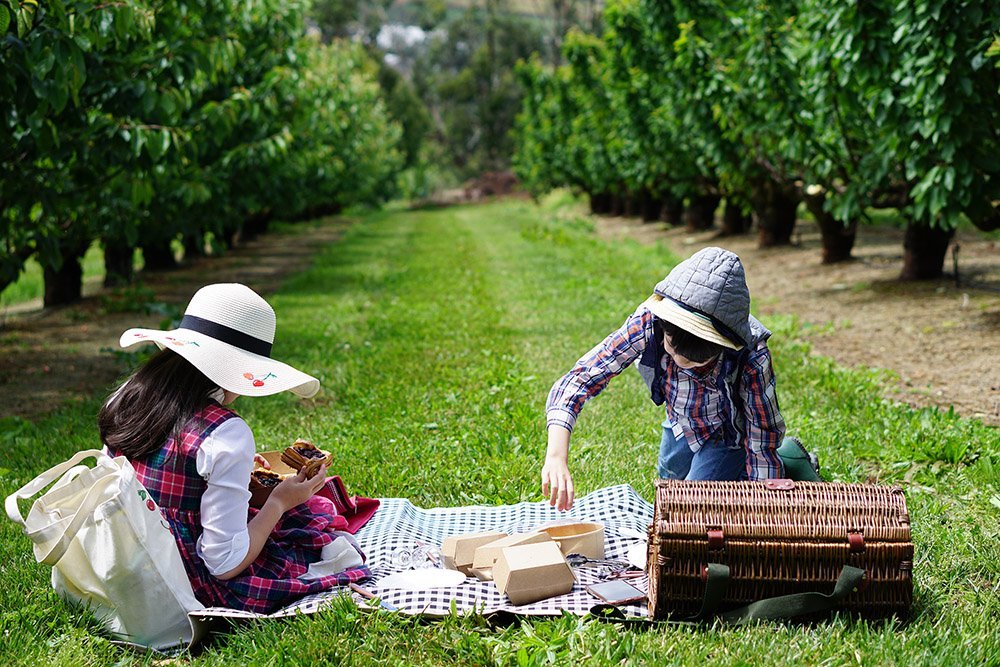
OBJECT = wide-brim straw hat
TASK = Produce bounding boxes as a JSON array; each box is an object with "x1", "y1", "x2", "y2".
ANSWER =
[
  {"x1": 641, "y1": 247, "x2": 753, "y2": 350},
  {"x1": 120, "y1": 283, "x2": 320, "y2": 398},
  {"x1": 641, "y1": 294, "x2": 741, "y2": 350}
]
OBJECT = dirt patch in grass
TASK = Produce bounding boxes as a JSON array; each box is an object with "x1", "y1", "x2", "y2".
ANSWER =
[
  {"x1": 594, "y1": 215, "x2": 1000, "y2": 426},
  {"x1": 0, "y1": 219, "x2": 348, "y2": 422}
]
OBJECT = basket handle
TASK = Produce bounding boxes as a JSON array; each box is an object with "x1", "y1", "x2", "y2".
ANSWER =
[{"x1": 692, "y1": 563, "x2": 866, "y2": 624}]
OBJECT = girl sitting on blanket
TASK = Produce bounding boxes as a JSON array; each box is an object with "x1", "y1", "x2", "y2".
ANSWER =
[{"x1": 98, "y1": 283, "x2": 369, "y2": 613}]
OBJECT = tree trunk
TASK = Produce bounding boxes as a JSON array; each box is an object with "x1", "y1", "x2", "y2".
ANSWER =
[
  {"x1": 610, "y1": 194, "x2": 626, "y2": 216},
  {"x1": 295, "y1": 202, "x2": 343, "y2": 221},
  {"x1": 803, "y1": 192, "x2": 856, "y2": 264},
  {"x1": 660, "y1": 196, "x2": 684, "y2": 226},
  {"x1": 683, "y1": 194, "x2": 722, "y2": 231},
  {"x1": 589, "y1": 191, "x2": 613, "y2": 214},
  {"x1": 719, "y1": 200, "x2": 752, "y2": 236},
  {"x1": 752, "y1": 181, "x2": 799, "y2": 247},
  {"x1": 142, "y1": 239, "x2": 178, "y2": 271},
  {"x1": 103, "y1": 240, "x2": 135, "y2": 287},
  {"x1": 622, "y1": 193, "x2": 637, "y2": 218},
  {"x1": 242, "y1": 210, "x2": 273, "y2": 242},
  {"x1": 43, "y1": 241, "x2": 88, "y2": 307},
  {"x1": 641, "y1": 191, "x2": 662, "y2": 222},
  {"x1": 901, "y1": 222, "x2": 954, "y2": 280},
  {"x1": 183, "y1": 232, "x2": 205, "y2": 259}
]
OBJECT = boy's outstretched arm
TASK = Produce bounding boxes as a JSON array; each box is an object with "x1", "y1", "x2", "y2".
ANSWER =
[
  {"x1": 542, "y1": 425, "x2": 574, "y2": 510},
  {"x1": 541, "y1": 307, "x2": 651, "y2": 510}
]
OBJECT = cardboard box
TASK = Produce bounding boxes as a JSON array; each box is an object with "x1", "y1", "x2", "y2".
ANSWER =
[
  {"x1": 492, "y1": 541, "x2": 575, "y2": 605},
  {"x1": 472, "y1": 532, "x2": 554, "y2": 571},
  {"x1": 441, "y1": 531, "x2": 507, "y2": 575},
  {"x1": 256, "y1": 450, "x2": 296, "y2": 475},
  {"x1": 535, "y1": 521, "x2": 605, "y2": 559}
]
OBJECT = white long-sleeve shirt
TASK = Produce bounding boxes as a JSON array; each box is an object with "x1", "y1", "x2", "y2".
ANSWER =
[{"x1": 193, "y1": 417, "x2": 256, "y2": 576}]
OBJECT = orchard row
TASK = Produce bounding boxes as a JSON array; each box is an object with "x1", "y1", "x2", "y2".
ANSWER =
[
  {"x1": 512, "y1": 0, "x2": 999, "y2": 278},
  {"x1": 1, "y1": 0, "x2": 403, "y2": 304}
]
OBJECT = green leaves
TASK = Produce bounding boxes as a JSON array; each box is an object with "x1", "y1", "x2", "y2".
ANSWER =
[
  {"x1": 1, "y1": 0, "x2": 404, "y2": 299},
  {"x1": 13, "y1": 0, "x2": 37, "y2": 38},
  {"x1": 514, "y1": 0, "x2": 1000, "y2": 248}
]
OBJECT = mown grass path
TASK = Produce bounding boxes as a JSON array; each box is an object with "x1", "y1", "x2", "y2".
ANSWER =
[{"x1": 1, "y1": 200, "x2": 997, "y2": 665}]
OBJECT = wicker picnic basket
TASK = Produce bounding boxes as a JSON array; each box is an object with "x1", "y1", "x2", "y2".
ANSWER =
[{"x1": 647, "y1": 479, "x2": 913, "y2": 620}]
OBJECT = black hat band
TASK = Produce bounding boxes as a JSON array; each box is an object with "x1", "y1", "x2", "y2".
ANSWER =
[{"x1": 179, "y1": 314, "x2": 273, "y2": 357}]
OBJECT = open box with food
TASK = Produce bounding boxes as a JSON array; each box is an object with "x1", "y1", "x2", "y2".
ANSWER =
[{"x1": 248, "y1": 439, "x2": 331, "y2": 508}]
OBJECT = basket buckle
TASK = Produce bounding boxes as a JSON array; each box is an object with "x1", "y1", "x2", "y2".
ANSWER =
[
  {"x1": 763, "y1": 478, "x2": 796, "y2": 491},
  {"x1": 707, "y1": 527, "x2": 725, "y2": 551},
  {"x1": 848, "y1": 530, "x2": 865, "y2": 553}
]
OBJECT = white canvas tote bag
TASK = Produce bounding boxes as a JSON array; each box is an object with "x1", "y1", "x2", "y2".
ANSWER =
[{"x1": 5, "y1": 449, "x2": 206, "y2": 650}]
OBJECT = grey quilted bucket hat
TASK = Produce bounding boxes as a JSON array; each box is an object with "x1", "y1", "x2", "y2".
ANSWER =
[{"x1": 642, "y1": 247, "x2": 752, "y2": 349}]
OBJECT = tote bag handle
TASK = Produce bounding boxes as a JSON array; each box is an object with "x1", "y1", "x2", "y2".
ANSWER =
[
  {"x1": 5, "y1": 449, "x2": 107, "y2": 526},
  {"x1": 35, "y1": 473, "x2": 120, "y2": 566}
]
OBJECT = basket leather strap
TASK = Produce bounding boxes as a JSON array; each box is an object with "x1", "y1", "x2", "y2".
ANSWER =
[{"x1": 701, "y1": 563, "x2": 865, "y2": 625}]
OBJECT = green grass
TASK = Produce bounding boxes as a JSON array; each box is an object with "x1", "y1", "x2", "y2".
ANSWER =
[{"x1": 1, "y1": 199, "x2": 998, "y2": 665}]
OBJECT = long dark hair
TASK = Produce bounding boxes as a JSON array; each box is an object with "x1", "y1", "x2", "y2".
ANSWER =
[{"x1": 99, "y1": 349, "x2": 219, "y2": 459}]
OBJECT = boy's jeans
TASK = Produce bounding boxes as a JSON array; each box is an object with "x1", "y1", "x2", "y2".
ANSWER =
[{"x1": 658, "y1": 414, "x2": 747, "y2": 481}]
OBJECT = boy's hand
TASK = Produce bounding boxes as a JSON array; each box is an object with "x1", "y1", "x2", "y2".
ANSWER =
[
  {"x1": 542, "y1": 425, "x2": 574, "y2": 510},
  {"x1": 253, "y1": 453, "x2": 271, "y2": 470},
  {"x1": 541, "y1": 455, "x2": 575, "y2": 511}
]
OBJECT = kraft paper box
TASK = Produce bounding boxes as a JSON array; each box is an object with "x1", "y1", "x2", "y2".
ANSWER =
[
  {"x1": 534, "y1": 521, "x2": 605, "y2": 560},
  {"x1": 441, "y1": 531, "x2": 507, "y2": 575},
  {"x1": 492, "y1": 541, "x2": 575, "y2": 605},
  {"x1": 472, "y1": 532, "x2": 554, "y2": 571}
]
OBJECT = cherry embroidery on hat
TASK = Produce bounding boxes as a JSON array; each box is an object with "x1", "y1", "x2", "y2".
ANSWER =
[
  {"x1": 146, "y1": 500, "x2": 156, "y2": 511},
  {"x1": 245, "y1": 372, "x2": 277, "y2": 387}
]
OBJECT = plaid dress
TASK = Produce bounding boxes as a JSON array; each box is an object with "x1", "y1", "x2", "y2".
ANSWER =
[{"x1": 108, "y1": 403, "x2": 370, "y2": 613}]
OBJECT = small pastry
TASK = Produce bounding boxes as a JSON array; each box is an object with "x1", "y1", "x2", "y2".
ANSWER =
[
  {"x1": 248, "y1": 468, "x2": 287, "y2": 508},
  {"x1": 280, "y1": 438, "x2": 331, "y2": 479}
]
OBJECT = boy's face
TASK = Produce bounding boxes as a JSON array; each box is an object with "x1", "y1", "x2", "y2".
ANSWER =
[{"x1": 663, "y1": 333, "x2": 719, "y2": 371}]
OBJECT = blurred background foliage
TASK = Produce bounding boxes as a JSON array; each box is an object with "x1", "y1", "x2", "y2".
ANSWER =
[{"x1": 2, "y1": 0, "x2": 998, "y2": 308}]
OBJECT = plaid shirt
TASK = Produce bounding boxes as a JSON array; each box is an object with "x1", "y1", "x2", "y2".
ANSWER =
[{"x1": 546, "y1": 306, "x2": 785, "y2": 480}]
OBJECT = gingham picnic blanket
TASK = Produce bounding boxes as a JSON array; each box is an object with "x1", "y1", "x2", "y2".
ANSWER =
[{"x1": 189, "y1": 485, "x2": 653, "y2": 633}]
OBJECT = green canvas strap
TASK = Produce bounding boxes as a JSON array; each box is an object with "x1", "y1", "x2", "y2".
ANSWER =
[
  {"x1": 589, "y1": 564, "x2": 864, "y2": 627},
  {"x1": 690, "y1": 563, "x2": 733, "y2": 620},
  {"x1": 590, "y1": 564, "x2": 865, "y2": 626},
  {"x1": 691, "y1": 563, "x2": 866, "y2": 624}
]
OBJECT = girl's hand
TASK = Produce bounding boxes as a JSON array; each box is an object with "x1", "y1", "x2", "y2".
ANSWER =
[
  {"x1": 253, "y1": 453, "x2": 271, "y2": 470},
  {"x1": 267, "y1": 465, "x2": 328, "y2": 513}
]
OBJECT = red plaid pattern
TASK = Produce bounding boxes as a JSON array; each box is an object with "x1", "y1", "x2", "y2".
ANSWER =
[{"x1": 109, "y1": 403, "x2": 369, "y2": 613}]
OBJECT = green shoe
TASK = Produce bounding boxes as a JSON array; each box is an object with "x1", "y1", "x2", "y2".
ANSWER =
[{"x1": 777, "y1": 436, "x2": 822, "y2": 481}]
